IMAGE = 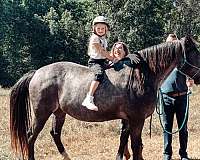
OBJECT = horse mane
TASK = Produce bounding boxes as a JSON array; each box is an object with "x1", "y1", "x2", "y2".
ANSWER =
[
  {"x1": 126, "y1": 41, "x2": 184, "y2": 97},
  {"x1": 138, "y1": 41, "x2": 183, "y2": 74}
]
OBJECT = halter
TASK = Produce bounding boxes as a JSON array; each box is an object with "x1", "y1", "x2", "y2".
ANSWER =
[
  {"x1": 178, "y1": 42, "x2": 200, "y2": 80},
  {"x1": 179, "y1": 59, "x2": 200, "y2": 79}
]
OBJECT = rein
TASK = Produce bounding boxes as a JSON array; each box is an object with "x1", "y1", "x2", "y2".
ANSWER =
[{"x1": 156, "y1": 88, "x2": 191, "y2": 135}]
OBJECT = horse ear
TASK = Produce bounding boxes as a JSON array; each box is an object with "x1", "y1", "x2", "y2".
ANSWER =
[
  {"x1": 183, "y1": 35, "x2": 200, "y2": 52},
  {"x1": 187, "y1": 35, "x2": 197, "y2": 44},
  {"x1": 185, "y1": 35, "x2": 198, "y2": 44},
  {"x1": 182, "y1": 35, "x2": 192, "y2": 45}
]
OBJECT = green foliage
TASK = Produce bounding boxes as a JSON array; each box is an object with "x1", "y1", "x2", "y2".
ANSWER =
[
  {"x1": 164, "y1": 0, "x2": 200, "y2": 37},
  {"x1": 0, "y1": 0, "x2": 199, "y2": 87},
  {"x1": 94, "y1": 0, "x2": 166, "y2": 51}
]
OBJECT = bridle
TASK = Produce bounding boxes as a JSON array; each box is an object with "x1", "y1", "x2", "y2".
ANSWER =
[{"x1": 179, "y1": 58, "x2": 200, "y2": 79}]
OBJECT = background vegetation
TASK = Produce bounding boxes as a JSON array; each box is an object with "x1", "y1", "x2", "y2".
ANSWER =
[{"x1": 0, "y1": 0, "x2": 199, "y2": 87}]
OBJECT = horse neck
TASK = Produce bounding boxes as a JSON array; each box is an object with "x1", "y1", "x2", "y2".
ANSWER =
[{"x1": 138, "y1": 41, "x2": 183, "y2": 86}]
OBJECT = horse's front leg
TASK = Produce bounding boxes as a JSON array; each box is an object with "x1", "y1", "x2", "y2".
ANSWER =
[
  {"x1": 116, "y1": 119, "x2": 131, "y2": 160},
  {"x1": 129, "y1": 119, "x2": 145, "y2": 160}
]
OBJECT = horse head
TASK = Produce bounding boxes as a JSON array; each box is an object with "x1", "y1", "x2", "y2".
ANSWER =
[{"x1": 178, "y1": 36, "x2": 200, "y2": 85}]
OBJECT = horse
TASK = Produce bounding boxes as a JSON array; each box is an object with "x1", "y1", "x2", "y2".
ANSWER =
[
  {"x1": 116, "y1": 36, "x2": 200, "y2": 160},
  {"x1": 10, "y1": 36, "x2": 200, "y2": 160}
]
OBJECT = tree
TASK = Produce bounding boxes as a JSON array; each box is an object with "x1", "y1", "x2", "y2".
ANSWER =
[
  {"x1": 164, "y1": 0, "x2": 200, "y2": 37},
  {"x1": 0, "y1": 0, "x2": 199, "y2": 87},
  {"x1": 91, "y1": 0, "x2": 167, "y2": 52},
  {"x1": 0, "y1": 0, "x2": 33, "y2": 86}
]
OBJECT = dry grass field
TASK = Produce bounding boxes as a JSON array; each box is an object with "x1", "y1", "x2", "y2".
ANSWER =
[{"x1": 0, "y1": 87, "x2": 200, "y2": 160}]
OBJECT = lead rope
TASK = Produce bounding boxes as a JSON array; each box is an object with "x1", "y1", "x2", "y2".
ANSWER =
[
  {"x1": 150, "y1": 89, "x2": 165, "y2": 139},
  {"x1": 156, "y1": 88, "x2": 191, "y2": 134},
  {"x1": 149, "y1": 115, "x2": 152, "y2": 138}
]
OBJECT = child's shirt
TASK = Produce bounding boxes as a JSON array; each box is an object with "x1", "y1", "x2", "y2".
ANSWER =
[{"x1": 88, "y1": 34, "x2": 108, "y2": 59}]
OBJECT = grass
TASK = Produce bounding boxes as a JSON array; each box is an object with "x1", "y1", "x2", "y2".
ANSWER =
[{"x1": 0, "y1": 87, "x2": 200, "y2": 160}]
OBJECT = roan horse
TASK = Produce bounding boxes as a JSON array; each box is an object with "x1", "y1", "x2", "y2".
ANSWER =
[{"x1": 10, "y1": 36, "x2": 200, "y2": 160}]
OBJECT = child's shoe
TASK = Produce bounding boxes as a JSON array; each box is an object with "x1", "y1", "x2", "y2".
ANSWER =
[{"x1": 82, "y1": 94, "x2": 98, "y2": 111}]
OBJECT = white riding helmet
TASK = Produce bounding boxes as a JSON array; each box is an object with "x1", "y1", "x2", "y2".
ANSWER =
[{"x1": 92, "y1": 16, "x2": 110, "y2": 28}]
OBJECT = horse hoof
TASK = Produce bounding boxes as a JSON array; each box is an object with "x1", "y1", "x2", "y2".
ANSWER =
[
  {"x1": 124, "y1": 153, "x2": 131, "y2": 160},
  {"x1": 62, "y1": 151, "x2": 71, "y2": 160},
  {"x1": 116, "y1": 154, "x2": 123, "y2": 160}
]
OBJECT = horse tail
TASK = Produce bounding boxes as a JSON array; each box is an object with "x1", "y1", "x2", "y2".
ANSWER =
[{"x1": 10, "y1": 70, "x2": 36, "y2": 159}]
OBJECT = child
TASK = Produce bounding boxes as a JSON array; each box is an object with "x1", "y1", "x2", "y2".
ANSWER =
[{"x1": 82, "y1": 16, "x2": 114, "y2": 111}]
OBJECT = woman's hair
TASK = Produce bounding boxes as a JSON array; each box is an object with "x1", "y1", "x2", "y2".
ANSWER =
[
  {"x1": 166, "y1": 33, "x2": 178, "y2": 42},
  {"x1": 110, "y1": 42, "x2": 129, "y2": 57}
]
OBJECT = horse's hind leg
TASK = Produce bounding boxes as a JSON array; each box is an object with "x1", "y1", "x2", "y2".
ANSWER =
[
  {"x1": 50, "y1": 108, "x2": 71, "y2": 160},
  {"x1": 124, "y1": 144, "x2": 131, "y2": 160},
  {"x1": 28, "y1": 112, "x2": 52, "y2": 160},
  {"x1": 116, "y1": 119, "x2": 131, "y2": 160}
]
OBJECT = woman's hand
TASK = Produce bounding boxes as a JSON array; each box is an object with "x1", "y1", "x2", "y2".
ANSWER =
[
  {"x1": 129, "y1": 54, "x2": 140, "y2": 64},
  {"x1": 186, "y1": 78, "x2": 194, "y2": 87}
]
